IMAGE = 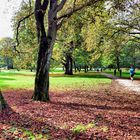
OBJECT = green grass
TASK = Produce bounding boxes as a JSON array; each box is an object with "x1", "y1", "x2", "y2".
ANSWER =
[
  {"x1": 0, "y1": 70, "x2": 34, "y2": 89},
  {"x1": 0, "y1": 70, "x2": 111, "y2": 91},
  {"x1": 50, "y1": 73, "x2": 111, "y2": 91},
  {"x1": 105, "y1": 69, "x2": 140, "y2": 79}
]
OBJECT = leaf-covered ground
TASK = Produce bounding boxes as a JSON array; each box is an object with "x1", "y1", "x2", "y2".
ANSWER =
[{"x1": 0, "y1": 82, "x2": 140, "y2": 140}]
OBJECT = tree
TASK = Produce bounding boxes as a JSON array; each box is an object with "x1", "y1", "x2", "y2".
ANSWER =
[
  {"x1": 32, "y1": 0, "x2": 101, "y2": 101},
  {"x1": 12, "y1": 1, "x2": 37, "y2": 71},
  {"x1": 0, "y1": 38, "x2": 14, "y2": 69},
  {"x1": 14, "y1": 0, "x2": 134, "y2": 101}
]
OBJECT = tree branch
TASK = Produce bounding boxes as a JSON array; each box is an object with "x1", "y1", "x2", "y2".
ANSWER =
[
  {"x1": 56, "y1": 0, "x2": 67, "y2": 12},
  {"x1": 57, "y1": 0, "x2": 98, "y2": 21},
  {"x1": 41, "y1": 0, "x2": 49, "y2": 11},
  {"x1": 73, "y1": 0, "x2": 76, "y2": 11},
  {"x1": 15, "y1": 12, "x2": 34, "y2": 53},
  {"x1": 57, "y1": 18, "x2": 65, "y2": 30},
  {"x1": 129, "y1": 32, "x2": 140, "y2": 35}
]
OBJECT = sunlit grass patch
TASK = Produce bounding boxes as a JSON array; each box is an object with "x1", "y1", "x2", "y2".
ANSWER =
[
  {"x1": 72, "y1": 121, "x2": 96, "y2": 134},
  {"x1": 0, "y1": 70, "x2": 111, "y2": 91}
]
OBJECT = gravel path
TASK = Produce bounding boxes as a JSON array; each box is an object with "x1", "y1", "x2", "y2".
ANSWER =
[{"x1": 101, "y1": 73, "x2": 140, "y2": 93}]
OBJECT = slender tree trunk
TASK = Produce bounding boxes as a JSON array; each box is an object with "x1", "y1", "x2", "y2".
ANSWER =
[
  {"x1": 90, "y1": 65, "x2": 92, "y2": 71},
  {"x1": 69, "y1": 56, "x2": 73, "y2": 75},
  {"x1": 84, "y1": 65, "x2": 88, "y2": 73},
  {"x1": 78, "y1": 66, "x2": 81, "y2": 73},
  {"x1": 116, "y1": 56, "x2": 120, "y2": 71},
  {"x1": 65, "y1": 56, "x2": 69, "y2": 74},
  {"x1": 0, "y1": 91, "x2": 7, "y2": 112},
  {"x1": 73, "y1": 61, "x2": 77, "y2": 73}
]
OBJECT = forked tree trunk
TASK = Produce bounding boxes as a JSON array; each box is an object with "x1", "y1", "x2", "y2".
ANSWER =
[
  {"x1": 32, "y1": 0, "x2": 57, "y2": 101},
  {"x1": 0, "y1": 90, "x2": 7, "y2": 112},
  {"x1": 32, "y1": 0, "x2": 95, "y2": 101}
]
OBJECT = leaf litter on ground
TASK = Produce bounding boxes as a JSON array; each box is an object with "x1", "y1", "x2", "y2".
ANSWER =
[{"x1": 0, "y1": 81, "x2": 140, "y2": 140}]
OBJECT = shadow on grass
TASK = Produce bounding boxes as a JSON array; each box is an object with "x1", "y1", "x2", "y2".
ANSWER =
[
  {"x1": 0, "y1": 77, "x2": 15, "y2": 81},
  {"x1": 0, "y1": 72, "x2": 35, "y2": 77},
  {"x1": 0, "y1": 77, "x2": 16, "y2": 89},
  {"x1": 50, "y1": 73, "x2": 108, "y2": 79}
]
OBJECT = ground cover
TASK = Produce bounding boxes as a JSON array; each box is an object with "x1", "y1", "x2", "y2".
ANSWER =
[
  {"x1": 0, "y1": 82, "x2": 140, "y2": 139},
  {"x1": 0, "y1": 70, "x2": 139, "y2": 139}
]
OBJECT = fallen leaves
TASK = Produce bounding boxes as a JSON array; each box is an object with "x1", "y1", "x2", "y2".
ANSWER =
[{"x1": 0, "y1": 82, "x2": 140, "y2": 139}]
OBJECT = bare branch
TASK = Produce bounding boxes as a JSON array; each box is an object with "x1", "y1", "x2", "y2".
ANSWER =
[
  {"x1": 57, "y1": 18, "x2": 65, "y2": 30},
  {"x1": 15, "y1": 12, "x2": 34, "y2": 53},
  {"x1": 56, "y1": 0, "x2": 67, "y2": 12},
  {"x1": 13, "y1": 45, "x2": 20, "y2": 54},
  {"x1": 73, "y1": 0, "x2": 76, "y2": 11},
  {"x1": 57, "y1": 0, "x2": 98, "y2": 21},
  {"x1": 129, "y1": 32, "x2": 140, "y2": 35},
  {"x1": 29, "y1": 0, "x2": 32, "y2": 9},
  {"x1": 129, "y1": 35, "x2": 140, "y2": 40}
]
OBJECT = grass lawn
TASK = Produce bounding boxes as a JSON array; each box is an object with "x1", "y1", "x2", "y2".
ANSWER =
[
  {"x1": 105, "y1": 69, "x2": 140, "y2": 79},
  {"x1": 0, "y1": 70, "x2": 111, "y2": 91}
]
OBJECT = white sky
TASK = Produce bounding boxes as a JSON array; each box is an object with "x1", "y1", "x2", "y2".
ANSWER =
[{"x1": 0, "y1": 0, "x2": 22, "y2": 38}]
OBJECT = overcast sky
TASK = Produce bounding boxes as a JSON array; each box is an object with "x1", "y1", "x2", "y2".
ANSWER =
[{"x1": 0, "y1": 0, "x2": 22, "y2": 38}]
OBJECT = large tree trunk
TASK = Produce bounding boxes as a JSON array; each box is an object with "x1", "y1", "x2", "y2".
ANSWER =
[
  {"x1": 0, "y1": 91, "x2": 7, "y2": 112},
  {"x1": 64, "y1": 41, "x2": 74, "y2": 75},
  {"x1": 32, "y1": 0, "x2": 57, "y2": 101},
  {"x1": 64, "y1": 55, "x2": 73, "y2": 75}
]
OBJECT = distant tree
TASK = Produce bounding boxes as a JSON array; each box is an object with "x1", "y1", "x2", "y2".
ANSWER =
[
  {"x1": 0, "y1": 38, "x2": 14, "y2": 69},
  {"x1": 12, "y1": 1, "x2": 37, "y2": 71}
]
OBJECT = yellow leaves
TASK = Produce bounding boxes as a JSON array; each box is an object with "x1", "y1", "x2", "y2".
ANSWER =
[
  {"x1": 81, "y1": 23, "x2": 102, "y2": 52},
  {"x1": 90, "y1": 52, "x2": 101, "y2": 63}
]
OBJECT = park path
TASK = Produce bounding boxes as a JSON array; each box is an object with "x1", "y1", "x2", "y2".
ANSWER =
[{"x1": 101, "y1": 73, "x2": 140, "y2": 94}]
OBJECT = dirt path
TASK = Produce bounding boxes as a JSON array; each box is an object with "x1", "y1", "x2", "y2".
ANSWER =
[{"x1": 101, "y1": 73, "x2": 140, "y2": 93}]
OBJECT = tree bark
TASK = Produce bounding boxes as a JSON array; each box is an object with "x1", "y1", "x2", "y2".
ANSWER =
[
  {"x1": 0, "y1": 91, "x2": 7, "y2": 112},
  {"x1": 116, "y1": 56, "x2": 120, "y2": 71},
  {"x1": 33, "y1": 0, "x2": 57, "y2": 101},
  {"x1": 84, "y1": 65, "x2": 88, "y2": 73},
  {"x1": 73, "y1": 61, "x2": 77, "y2": 73},
  {"x1": 64, "y1": 55, "x2": 73, "y2": 75}
]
